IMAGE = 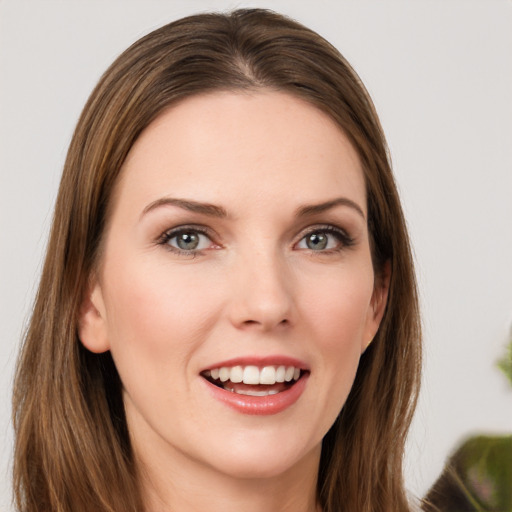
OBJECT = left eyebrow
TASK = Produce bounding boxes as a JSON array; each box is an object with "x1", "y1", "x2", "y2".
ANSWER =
[
  {"x1": 140, "y1": 197, "x2": 228, "y2": 219},
  {"x1": 295, "y1": 197, "x2": 366, "y2": 220}
]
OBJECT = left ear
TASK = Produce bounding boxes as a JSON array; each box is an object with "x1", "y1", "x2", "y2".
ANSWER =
[{"x1": 362, "y1": 260, "x2": 391, "y2": 352}]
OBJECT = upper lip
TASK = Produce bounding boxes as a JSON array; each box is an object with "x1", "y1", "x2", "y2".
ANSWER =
[{"x1": 200, "y1": 355, "x2": 310, "y2": 372}]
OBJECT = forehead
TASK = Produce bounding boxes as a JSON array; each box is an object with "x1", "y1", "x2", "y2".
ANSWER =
[{"x1": 116, "y1": 90, "x2": 365, "y2": 215}]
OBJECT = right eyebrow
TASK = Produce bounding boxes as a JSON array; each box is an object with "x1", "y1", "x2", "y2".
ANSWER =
[{"x1": 140, "y1": 197, "x2": 228, "y2": 219}]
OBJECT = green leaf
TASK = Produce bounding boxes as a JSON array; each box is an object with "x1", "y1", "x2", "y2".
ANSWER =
[
  {"x1": 497, "y1": 338, "x2": 512, "y2": 388},
  {"x1": 424, "y1": 435, "x2": 512, "y2": 511}
]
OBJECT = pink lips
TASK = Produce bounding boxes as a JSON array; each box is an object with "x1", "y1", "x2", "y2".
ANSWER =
[{"x1": 200, "y1": 356, "x2": 309, "y2": 416}]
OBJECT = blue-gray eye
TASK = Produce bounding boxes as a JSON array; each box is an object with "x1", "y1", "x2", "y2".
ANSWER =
[
  {"x1": 297, "y1": 229, "x2": 345, "y2": 251},
  {"x1": 168, "y1": 231, "x2": 211, "y2": 251},
  {"x1": 305, "y1": 232, "x2": 328, "y2": 250}
]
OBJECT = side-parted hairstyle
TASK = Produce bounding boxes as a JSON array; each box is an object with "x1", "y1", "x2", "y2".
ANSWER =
[{"x1": 13, "y1": 9, "x2": 421, "y2": 512}]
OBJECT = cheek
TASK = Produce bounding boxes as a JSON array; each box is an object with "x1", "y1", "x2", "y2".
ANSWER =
[
  {"x1": 300, "y1": 262, "x2": 374, "y2": 348},
  {"x1": 307, "y1": 286, "x2": 368, "y2": 380},
  {"x1": 298, "y1": 263, "x2": 374, "y2": 412},
  {"x1": 101, "y1": 257, "x2": 223, "y2": 374}
]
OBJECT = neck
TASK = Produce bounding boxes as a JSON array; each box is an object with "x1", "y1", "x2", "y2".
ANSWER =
[{"x1": 137, "y1": 443, "x2": 321, "y2": 512}]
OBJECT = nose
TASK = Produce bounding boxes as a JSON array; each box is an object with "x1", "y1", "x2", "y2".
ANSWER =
[{"x1": 227, "y1": 249, "x2": 295, "y2": 332}]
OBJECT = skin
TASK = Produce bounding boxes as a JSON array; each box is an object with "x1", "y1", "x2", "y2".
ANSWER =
[{"x1": 79, "y1": 91, "x2": 389, "y2": 512}]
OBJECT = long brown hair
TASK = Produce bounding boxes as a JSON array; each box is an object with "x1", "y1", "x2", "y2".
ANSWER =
[{"x1": 13, "y1": 9, "x2": 421, "y2": 512}]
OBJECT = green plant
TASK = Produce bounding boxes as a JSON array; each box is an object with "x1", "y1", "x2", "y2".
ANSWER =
[
  {"x1": 497, "y1": 339, "x2": 512, "y2": 387},
  {"x1": 423, "y1": 337, "x2": 512, "y2": 512}
]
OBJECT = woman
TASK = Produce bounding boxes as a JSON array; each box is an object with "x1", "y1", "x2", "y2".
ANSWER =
[{"x1": 12, "y1": 9, "x2": 421, "y2": 512}]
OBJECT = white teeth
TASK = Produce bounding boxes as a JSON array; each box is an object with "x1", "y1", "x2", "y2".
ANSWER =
[
  {"x1": 235, "y1": 388, "x2": 280, "y2": 396},
  {"x1": 242, "y1": 365, "x2": 260, "y2": 385},
  {"x1": 219, "y1": 367, "x2": 230, "y2": 382},
  {"x1": 230, "y1": 365, "x2": 243, "y2": 383},
  {"x1": 206, "y1": 364, "x2": 302, "y2": 385},
  {"x1": 260, "y1": 366, "x2": 276, "y2": 384},
  {"x1": 284, "y1": 366, "x2": 295, "y2": 382},
  {"x1": 275, "y1": 365, "x2": 286, "y2": 383}
]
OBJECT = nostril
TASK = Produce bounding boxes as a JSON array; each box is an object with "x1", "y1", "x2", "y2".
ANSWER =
[{"x1": 241, "y1": 318, "x2": 289, "y2": 328}]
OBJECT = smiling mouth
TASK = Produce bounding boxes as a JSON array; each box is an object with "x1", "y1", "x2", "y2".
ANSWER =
[{"x1": 201, "y1": 365, "x2": 306, "y2": 397}]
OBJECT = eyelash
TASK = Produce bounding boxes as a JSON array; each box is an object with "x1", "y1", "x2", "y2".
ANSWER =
[{"x1": 156, "y1": 224, "x2": 354, "y2": 256}]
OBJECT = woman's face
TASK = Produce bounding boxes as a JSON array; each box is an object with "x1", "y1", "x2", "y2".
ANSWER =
[{"x1": 80, "y1": 91, "x2": 388, "y2": 482}]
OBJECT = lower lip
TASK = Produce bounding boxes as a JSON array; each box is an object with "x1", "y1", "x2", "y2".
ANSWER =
[{"x1": 202, "y1": 374, "x2": 309, "y2": 415}]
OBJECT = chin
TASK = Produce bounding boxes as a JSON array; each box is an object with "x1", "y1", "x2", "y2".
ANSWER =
[{"x1": 203, "y1": 435, "x2": 321, "y2": 481}]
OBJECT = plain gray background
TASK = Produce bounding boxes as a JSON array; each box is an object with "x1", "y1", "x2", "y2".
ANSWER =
[{"x1": 1, "y1": 0, "x2": 512, "y2": 509}]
